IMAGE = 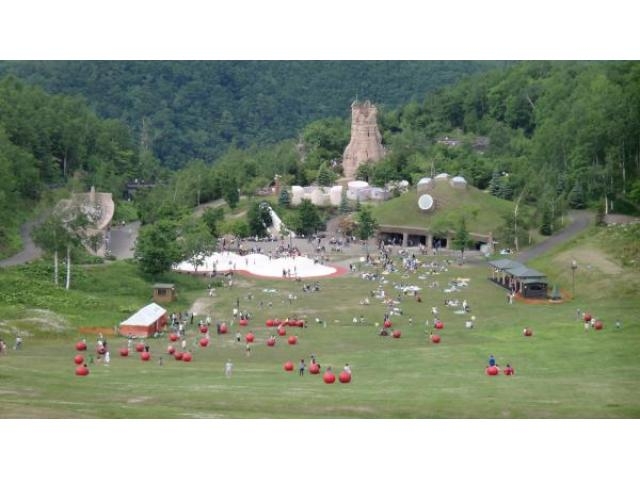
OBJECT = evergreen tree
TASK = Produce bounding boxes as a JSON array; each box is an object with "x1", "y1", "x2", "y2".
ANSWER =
[
  {"x1": 316, "y1": 162, "x2": 333, "y2": 186},
  {"x1": 339, "y1": 187, "x2": 350, "y2": 214},
  {"x1": 568, "y1": 182, "x2": 585, "y2": 209}
]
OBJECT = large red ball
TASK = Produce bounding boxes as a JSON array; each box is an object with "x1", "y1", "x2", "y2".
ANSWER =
[
  {"x1": 174, "y1": 351, "x2": 184, "y2": 361},
  {"x1": 75, "y1": 366, "x2": 89, "y2": 376},
  {"x1": 75, "y1": 341, "x2": 87, "y2": 351},
  {"x1": 288, "y1": 335, "x2": 297, "y2": 345},
  {"x1": 277, "y1": 327, "x2": 286, "y2": 336},
  {"x1": 182, "y1": 352, "x2": 193, "y2": 362},
  {"x1": 486, "y1": 366, "x2": 499, "y2": 376},
  {"x1": 119, "y1": 348, "x2": 129, "y2": 357},
  {"x1": 140, "y1": 351, "x2": 151, "y2": 361},
  {"x1": 169, "y1": 333, "x2": 178, "y2": 342},
  {"x1": 284, "y1": 361, "x2": 294, "y2": 371},
  {"x1": 594, "y1": 320, "x2": 603, "y2": 330},
  {"x1": 431, "y1": 334, "x2": 441, "y2": 344},
  {"x1": 74, "y1": 354, "x2": 84, "y2": 365},
  {"x1": 323, "y1": 371, "x2": 336, "y2": 384},
  {"x1": 167, "y1": 345, "x2": 176, "y2": 355},
  {"x1": 435, "y1": 321, "x2": 444, "y2": 329},
  {"x1": 383, "y1": 320, "x2": 392, "y2": 329},
  {"x1": 583, "y1": 312, "x2": 592, "y2": 322},
  {"x1": 199, "y1": 337, "x2": 209, "y2": 347},
  {"x1": 309, "y1": 363, "x2": 320, "y2": 374},
  {"x1": 266, "y1": 338, "x2": 276, "y2": 347},
  {"x1": 524, "y1": 328, "x2": 533, "y2": 337},
  {"x1": 239, "y1": 318, "x2": 248, "y2": 327},
  {"x1": 265, "y1": 319, "x2": 275, "y2": 327},
  {"x1": 97, "y1": 346, "x2": 106, "y2": 355},
  {"x1": 245, "y1": 333, "x2": 255, "y2": 343},
  {"x1": 135, "y1": 343, "x2": 145, "y2": 352},
  {"x1": 339, "y1": 371, "x2": 351, "y2": 383},
  {"x1": 504, "y1": 367, "x2": 514, "y2": 376},
  {"x1": 392, "y1": 330, "x2": 401, "y2": 338},
  {"x1": 199, "y1": 325, "x2": 208, "y2": 334},
  {"x1": 219, "y1": 323, "x2": 228, "y2": 334}
]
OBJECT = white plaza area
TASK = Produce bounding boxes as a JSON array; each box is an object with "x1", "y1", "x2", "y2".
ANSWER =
[{"x1": 173, "y1": 251, "x2": 340, "y2": 278}]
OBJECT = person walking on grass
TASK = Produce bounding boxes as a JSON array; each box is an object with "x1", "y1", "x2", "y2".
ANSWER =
[
  {"x1": 299, "y1": 358, "x2": 306, "y2": 376},
  {"x1": 225, "y1": 359, "x2": 233, "y2": 378}
]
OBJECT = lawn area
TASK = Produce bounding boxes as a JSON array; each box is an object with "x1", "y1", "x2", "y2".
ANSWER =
[{"x1": 1, "y1": 243, "x2": 638, "y2": 419}]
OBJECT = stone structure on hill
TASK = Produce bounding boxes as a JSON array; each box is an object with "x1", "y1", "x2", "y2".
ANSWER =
[{"x1": 342, "y1": 100, "x2": 385, "y2": 179}]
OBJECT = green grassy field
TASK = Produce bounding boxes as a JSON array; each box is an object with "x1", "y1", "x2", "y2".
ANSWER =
[{"x1": 1, "y1": 225, "x2": 638, "y2": 419}]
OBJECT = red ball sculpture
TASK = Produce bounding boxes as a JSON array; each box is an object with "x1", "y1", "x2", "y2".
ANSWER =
[
  {"x1": 277, "y1": 327, "x2": 286, "y2": 336},
  {"x1": 339, "y1": 371, "x2": 351, "y2": 383},
  {"x1": 383, "y1": 319, "x2": 392, "y2": 329},
  {"x1": 309, "y1": 363, "x2": 320, "y2": 374},
  {"x1": 182, "y1": 352, "x2": 193, "y2": 362},
  {"x1": 75, "y1": 366, "x2": 89, "y2": 376},
  {"x1": 199, "y1": 325, "x2": 208, "y2": 334},
  {"x1": 486, "y1": 366, "x2": 499, "y2": 376},
  {"x1": 431, "y1": 334, "x2": 441, "y2": 344},
  {"x1": 74, "y1": 354, "x2": 84, "y2": 365},
  {"x1": 323, "y1": 371, "x2": 336, "y2": 384},
  {"x1": 75, "y1": 341, "x2": 87, "y2": 351},
  {"x1": 119, "y1": 348, "x2": 129, "y2": 357},
  {"x1": 583, "y1": 312, "x2": 592, "y2": 322},
  {"x1": 135, "y1": 343, "x2": 145, "y2": 352},
  {"x1": 140, "y1": 351, "x2": 151, "y2": 361},
  {"x1": 266, "y1": 338, "x2": 276, "y2": 347},
  {"x1": 504, "y1": 366, "x2": 515, "y2": 376},
  {"x1": 434, "y1": 321, "x2": 444, "y2": 329},
  {"x1": 239, "y1": 318, "x2": 249, "y2": 327},
  {"x1": 169, "y1": 333, "x2": 178, "y2": 342},
  {"x1": 97, "y1": 346, "x2": 106, "y2": 355},
  {"x1": 594, "y1": 320, "x2": 603, "y2": 330},
  {"x1": 284, "y1": 361, "x2": 294, "y2": 371},
  {"x1": 245, "y1": 332, "x2": 255, "y2": 343},
  {"x1": 265, "y1": 319, "x2": 275, "y2": 327},
  {"x1": 167, "y1": 345, "x2": 176, "y2": 355},
  {"x1": 523, "y1": 328, "x2": 533, "y2": 337},
  {"x1": 392, "y1": 330, "x2": 401, "y2": 338},
  {"x1": 219, "y1": 323, "x2": 228, "y2": 334},
  {"x1": 199, "y1": 337, "x2": 209, "y2": 347},
  {"x1": 288, "y1": 335, "x2": 297, "y2": 345},
  {"x1": 174, "y1": 351, "x2": 184, "y2": 360}
]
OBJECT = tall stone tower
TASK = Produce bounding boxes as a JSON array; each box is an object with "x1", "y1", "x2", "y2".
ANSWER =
[{"x1": 342, "y1": 100, "x2": 385, "y2": 179}]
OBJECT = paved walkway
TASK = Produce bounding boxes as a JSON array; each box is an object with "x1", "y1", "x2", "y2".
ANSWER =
[
  {"x1": 515, "y1": 210, "x2": 594, "y2": 263},
  {"x1": 0, "y1": 218, "x2": 43, "y2": 267}
]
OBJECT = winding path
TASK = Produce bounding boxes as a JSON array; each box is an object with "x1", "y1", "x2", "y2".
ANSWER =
[
  {"x1": 515, "y1": 210, "x2": 594, "y2": 263},
  {"x1": 0, "y1": 218, "x2": 43, "y2": 267}
]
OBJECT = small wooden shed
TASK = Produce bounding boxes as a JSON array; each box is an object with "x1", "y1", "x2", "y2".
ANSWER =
[
  {"x1": 119, "y1": 303, "x2": 168, "y2": 338},
  {"x1": 153, "y1": 283, "x2": 176, "y2": 303}
]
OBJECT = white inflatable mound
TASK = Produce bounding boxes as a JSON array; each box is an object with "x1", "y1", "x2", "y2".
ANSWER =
[
  {"x1": 418, "y1": 194, "x2": 434, "y2": 211},
  {"x1": 174, "y1": 252, "x2": 337, "y2": 278}
]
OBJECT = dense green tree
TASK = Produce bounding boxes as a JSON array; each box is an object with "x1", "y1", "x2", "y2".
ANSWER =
[
  {"x1": 296, "y1": 199, "x2": 322, "y2": 236},
  {"x1": 134, "y1": 220, "x2": 182, "y2": 275},
  {"x1": 201, "y1": 207, "x2": 224, "y2": 237},
  {"x1": 452, "y1": 218, "x2": 471, "y2": 263},
  {"x1": 355, "y1": 205, "x2": 378, "y2": 241}
]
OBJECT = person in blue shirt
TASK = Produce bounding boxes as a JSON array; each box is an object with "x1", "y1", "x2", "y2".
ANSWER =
[{"x1": 488, "y1": 354, "x2": 496, "y2": 367}]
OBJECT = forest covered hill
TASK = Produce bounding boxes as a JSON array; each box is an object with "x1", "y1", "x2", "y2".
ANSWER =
[{"x1": 0, "y1": 60, "x2": 503, "y2": 168}]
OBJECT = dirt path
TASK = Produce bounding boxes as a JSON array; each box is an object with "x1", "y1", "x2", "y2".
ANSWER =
[{"x1": 515, "y1": 210, "x2": 594, "y2": 263}]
